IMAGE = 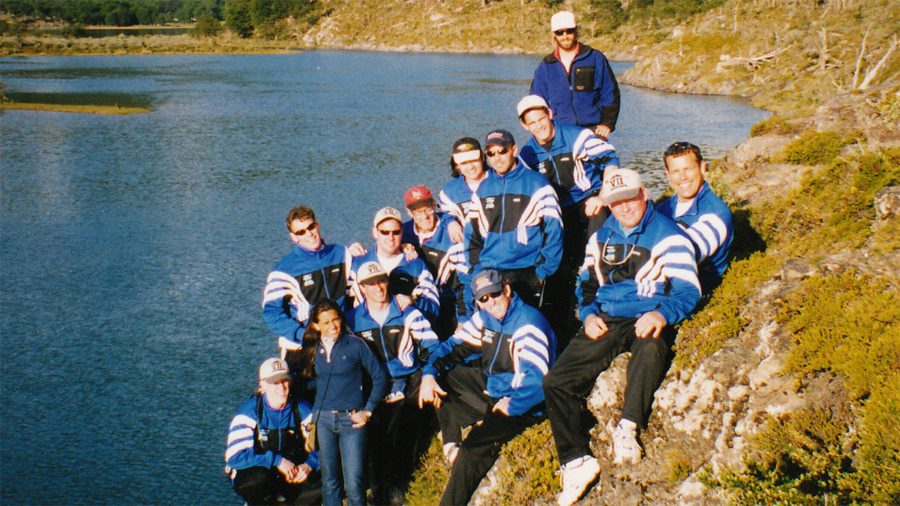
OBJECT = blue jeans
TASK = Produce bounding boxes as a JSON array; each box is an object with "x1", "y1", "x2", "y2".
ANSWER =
[{"x1": 317, "y1": 410, "x2": 367, "y2": 506}]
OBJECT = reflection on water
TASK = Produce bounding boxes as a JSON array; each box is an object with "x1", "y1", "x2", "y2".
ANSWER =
[{"x1": 0, "y1": 51, "x2": 768, "y2": 505}]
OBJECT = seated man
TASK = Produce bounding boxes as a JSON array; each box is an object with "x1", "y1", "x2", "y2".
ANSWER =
[
  {"x1": 419, "y1": 269, "x2": 556, "y2": 506},
  {"x1": 542, "y1": 169, "x2": 701, "y2": 506},
  {"x1": 350, "y1": 207, "x2": 440, "y2": 323},
  {"x1": 656, "y1": 142, "x2": 734, "y2": 293},
  {"x1": 464, "y1": 129, "x2": 564, "y2": 313},
  {"x1": 401, "y1": 186, "x2": 468, "y2": 340},
  {"x1": 345, "y1": 261, "x2": 441, "y2": 504},
  {"x1": 225, "y1": 358, "x2": 319, "y2": 506}
]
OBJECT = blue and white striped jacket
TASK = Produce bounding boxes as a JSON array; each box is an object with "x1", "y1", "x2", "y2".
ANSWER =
[
  {"x1": 349, "y1": 250, "x2": 440, "y2": 323},
  {"x1": 439, "y1": 176, "x2": 482, "y2": 224},
  {"x1": 262, "y1": 243, "x2": 353, "y2": 344},
  {"x1": 423, "y1": 294, "x2": 556, "y2": 416},
  {"x1": 656, "y1": 182, "x2": 733, "y2": 293},
  {"x1": 519, "y1": 121, "x2": 619, "y2": 207},
  {"x1": 402, "y1": 212, "x2": 468, "y2": 302},
  {"x1": 346, "y1": 298, "x2": 441, "y2": 379},
  {"x1": 225, "y1": 394, "x2": 319, "y2": 472},
  {"x1": 577, "y1": 202, "x2": 701, "y2": 325},
  {"x1": 465, "y1": 163, "x2": 564, "y2": 282}
]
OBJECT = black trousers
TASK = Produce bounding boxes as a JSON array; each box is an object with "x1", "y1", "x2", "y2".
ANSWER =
[
  {"x1": 232, "y1": 465, "x2": 321, "y2": 506},
  {"x1": 542, "y1": 316, "x2": 672, "y2": 465},
  {"x1": 543, "y1": 203, "x2": 610, "y2": 350},
  {"x1": 436, "y1": 366, "x2": 542, "y2": 506}
]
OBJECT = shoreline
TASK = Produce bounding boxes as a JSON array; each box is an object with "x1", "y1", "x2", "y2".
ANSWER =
[{"x1": 0, "y1": 102, "x2": 151, "y2": 114}]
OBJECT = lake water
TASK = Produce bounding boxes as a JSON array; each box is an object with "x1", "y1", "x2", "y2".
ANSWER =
[{"x1": 0, "y1": 51, "x2": 768, "y2": 505}]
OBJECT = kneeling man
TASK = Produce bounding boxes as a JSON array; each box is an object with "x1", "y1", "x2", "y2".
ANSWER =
[{"x1": 543, "y1": 168, "x2": 701, "y2": 506}]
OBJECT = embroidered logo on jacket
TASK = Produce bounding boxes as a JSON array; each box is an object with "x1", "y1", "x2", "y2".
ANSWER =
[
  {"x1": 302, "y1": 274, "x2": 314, "y2": 286},
  {"x1": 482, "y1": 328, "x2": 498, "y2": 344}
]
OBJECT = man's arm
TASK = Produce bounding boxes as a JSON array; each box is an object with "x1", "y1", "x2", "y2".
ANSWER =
[
  {"x1": 504, "y1": 323, "x2": 554, "y2": 416},
  {"x1": 262, "y1": 270, "x2": 306, "y2": 343},
  {"x1": 595, "y1": 56, "x2": 620, "y2": 134},
  {"x1": 533, "y1": 185, "x2": 564, "y2": 280}
]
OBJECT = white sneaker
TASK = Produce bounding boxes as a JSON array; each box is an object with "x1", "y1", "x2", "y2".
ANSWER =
[
  {"x1": 556, "y1": 456, "x2": 600, "y2": 506},
  {"x1": 443, "y1": 442, "x2": 459, "y2": 465},
  {"x1": 612, "y1": 420, "x2": 643, "y2": 465}
]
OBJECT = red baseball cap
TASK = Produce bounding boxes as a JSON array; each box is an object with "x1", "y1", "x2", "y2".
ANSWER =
[{"x1": 404, "y1": 185, "x2": 434, "y2": 209}]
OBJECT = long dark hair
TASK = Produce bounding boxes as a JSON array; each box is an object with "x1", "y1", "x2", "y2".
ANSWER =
[{"x1": 292, "y1": 299, "x2": 349, "y2": 378}]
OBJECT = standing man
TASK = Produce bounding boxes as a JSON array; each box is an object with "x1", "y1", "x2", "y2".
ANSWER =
[
  {"x1": 464, "y1": 129, "x2": 564, "y2": 314},
  {"x1": 262, "y1": 206, "x2": 355, "y2": 354},
  {"x1": 401, "y1": 185, "x2": 468, "y2": 340},
  {"x1": 517, "y1": 95, "x2": 620, "y2": 345},
  {"x1": 346, "y1": 261, "x2": 441, "y2": 504},
  {"x1": 542, "y1": 169, "x2": 701, "y2": 506},
  {"x1": 530, "y1": 10, "x2": 620, "y2": 139},
  {"x1": 418, "y1": 269, "x2": 556, "y2": 506},
  {"x1": 656, "y1": 142, "x2": 734, "y2": 293},
  {"x1": 351, "y1": 207, "x2": 440, "y2": 323}
]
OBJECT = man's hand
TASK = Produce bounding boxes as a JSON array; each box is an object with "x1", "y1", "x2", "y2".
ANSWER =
[
  {"x1": 634, "y1": 311, "x2": 666, "y2": 339},
  {"x1": 594, "y1": 125, "x2": 611, "y2": 139},
  {"x1": 584, "y1": 314, "x2": 608, "y2": 340},
  {"x1": 289, "y1": 463, "x2": 312, "y2": 484},
  {"x1": 418, "y1": 374, "x2": 447, "y2": 408},
  {"x1": 350, "y1": 410, "x2": 371, "y2": 428},
  {"x1": 395, "y1": 294, "x2": 413, "y2": 310},
  {"x1": 584, "y1": 196, "x2": 605, "y2": 217},
  {"x1": 448, "y1": 221, "x2": 464, "y2": 243},
  {"x1": 276, "y1": 458, "x2": 299, "y2": 481},
  {"x1": 492, "y1": 397, "x2": 511, "y2": 416},
  {"x1": 402, "y1": 243, "x2": 419, "y2": 261},
  {"x1": 348, "y1": 242, "x2": 367, "y2": 257}
]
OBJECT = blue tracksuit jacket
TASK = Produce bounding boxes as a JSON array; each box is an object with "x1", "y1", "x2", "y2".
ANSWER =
[
  {"x1": 262, "y1": 243, "x2": 353, "y2": 343},
  {"x1": 226, "y1": 393, "x2": 319, "y2": 472},
  {"x1": 519, "y1": 122, "x2": 619, "y2": 208},
  {"x1": 423, "y1": 294, "x2": 556, "y2": 416},
  {"x1": 530, "y1": 44, "x2": 620, "y2": 131},
  {"x1": 439, "y1": 176, "x2": 482, "y2": 224},
  {"x1": 402, "y1": 212, "x2": 467, "y2": 302},
  {"x1": 577, "y1": 202, "x2": 702, "y2": 325},
  {"x1": 464, "y1": 163, "x2": 564, "y2": 281},
  {"x1": 656, "y1": 182, "x2": 733, "y2": 293}
]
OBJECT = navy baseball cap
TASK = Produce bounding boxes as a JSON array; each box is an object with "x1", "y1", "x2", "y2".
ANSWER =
[{"x1": 484, "y1": 129, "x2": 515, "y2": 149}]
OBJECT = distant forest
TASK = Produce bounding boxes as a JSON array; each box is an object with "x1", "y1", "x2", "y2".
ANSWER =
[{"x1": 2, "y1": 0, "x2": 225, "y2": 25}]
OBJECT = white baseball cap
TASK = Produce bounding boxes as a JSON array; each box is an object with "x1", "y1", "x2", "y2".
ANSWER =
[
  {"x1": 259, "y1": 358, "x2": 291, "y2": 383},
  {"x1": 551, "y1": 11, "x2": 576, "y2": 32},
  {"x1": 373, "y1": 206, "x2": 403, "y2": 227},
  {"x1": 517, "y1": 95, "x2": 550, "y2": 119},
  {"x1": 357, "y1": 261, "x2": 389, "y2": 285},
  {"x1": 601, "y1": 168, "x2": 644, "y2": 206}
]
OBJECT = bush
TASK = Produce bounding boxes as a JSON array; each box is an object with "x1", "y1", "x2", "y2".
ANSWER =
[
  {"x1": 778, "y1": 130, "x2": 858, "y2": 165},
  {"x1": 750, "y1": 115, "x2": 794, "y2": 137},
  {"x1": 491, "y1": 421, "x2": 559, "y2": 504},
  {"x1": 61, "y1": 23, "x2": 88, "y2": 38},
  {"x1": 191, "y1": 13, "x2": 223, "y2": 36}
]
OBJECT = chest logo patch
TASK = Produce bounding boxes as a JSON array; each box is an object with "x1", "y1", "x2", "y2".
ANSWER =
[
  {"x1": 482, "y1": 328, "x2": 498, "y2": 345},
  {"x1": 302, "y1": 274, "x2": 314, "y2": 286}
]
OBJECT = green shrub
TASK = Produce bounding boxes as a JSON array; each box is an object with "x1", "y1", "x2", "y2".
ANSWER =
[
  {"x1": 491, "y1": 421, "x2": 559, "y2": 504},
  {"x1": 191, "y1": 14, "x2": 223, "y2": 37},
  {"x1": 405, "y1": 437, "x2": 449, "y2": 506},
  {"x1": 778, "y1": 130, "x2": 858, "y2": 165},
  {"x1": 61, "y1": 24, "x2": 87, "y2": 38},
  {"x1": 749, "y1": 115, "x2": 794, "y2": 137}
]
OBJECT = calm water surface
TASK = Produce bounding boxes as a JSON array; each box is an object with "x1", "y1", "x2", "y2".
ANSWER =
[{"x1": 0, "y1": 51, "x2": 768, "y2": 505}]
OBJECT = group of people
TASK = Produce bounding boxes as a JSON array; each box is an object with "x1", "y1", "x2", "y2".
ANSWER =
[{"x1": 225, "y1": 9, "x2": 735, "y2": 506}]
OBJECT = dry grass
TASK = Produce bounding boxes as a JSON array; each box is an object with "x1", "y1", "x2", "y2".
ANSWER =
[{"x1": 0, "y1": 102, "x2": 151, "y2": 114}]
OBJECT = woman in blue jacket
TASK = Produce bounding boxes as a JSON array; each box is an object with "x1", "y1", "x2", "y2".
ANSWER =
[{"x1": 294, "y1": 299, "x2": 388, "y2": 506}]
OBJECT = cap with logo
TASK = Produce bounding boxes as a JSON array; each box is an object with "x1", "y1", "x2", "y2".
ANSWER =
[
  {"x1": 451, "y1": 137, "x2": 482, "y2": 165},
  {"x1": 550, "y1": 11, "x2": 577, "y2": 32},
  {"x1": 517, "y1": 95, "x2": 550, "y2": 120},
  {"x1": 484, "y1": 129, "x2": 515, "y2": 149},
  {"x1": 600, "y1": 168, "x2": 643, "y2": 206},
  {"x1": 404, "y1": 185, "x2": 434, "y2": 210},
  {"x1": 357, "y1": 261, "x2": 389, "y2": 285},
  {"x1": 472, "y1": 269, "x2": 504, "y2": 301},
  {"x1": 259, "y1": 358, "x2": 291, "y2": 383},
  {"x1": 373, "y1": 206, "x2": 403, "y2": 228}
]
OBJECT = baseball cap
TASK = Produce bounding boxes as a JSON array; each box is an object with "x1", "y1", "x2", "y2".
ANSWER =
[
  {"x1": 357, "y1": 261, "x2": 389, "y2": 285},
  {"x1": 484, "y1": 129, "x2": 515, "y2": 149},
  {"x1": 404, "y1": 185, "x2": 434, "y2": 209},
  {"x1": 451, "y1": 137, "x2": 482, "y2": 165},
  {"x1": 550, "y1": 11, "x2": 577, "y2": 32},
  {"x1": 517, "y1": 95, "x2": 550, "y2": 119},
  {"x1": 259, "y1": 358, "x2": 291, "y2": 383},
  {"x1": 373, "y1": 206, "x2": 403, "y2": 227},
  {"x1": 472, "y1": 269, "x2": 504, "y2": 301},
  {"x1": 601, "y1": 168, "x2": 644, "y2": 206}
]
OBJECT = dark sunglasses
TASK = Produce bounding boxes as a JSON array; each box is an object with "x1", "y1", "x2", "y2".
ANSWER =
[
  {"x1": 478, "y1": 291, "x2": 503, "y2": 304},
  {"x1": 289, "y1": 222, "x2": 317, "y2": 236},
  {"x1": 486, "y1": 148, "x2": 509, "y2": 157},
  {"x1": 378, "y1": 229, "x2": 402, "y2": 237},
  {"x1": 554, "y1": 28, "x2": 576, "y2": 36},
  {"x1": 665, "y1": 141, "x2": 699, "y2": 155}
]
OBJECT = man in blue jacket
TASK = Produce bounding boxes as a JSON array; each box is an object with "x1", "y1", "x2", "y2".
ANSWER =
[
  {"x1": 418, "y1": 269, "x2": 557, "y2": 506},
  {"x1": 530, "y1": 10, "x2": 620, "y2": 139},
  {"x1": 656, "y1": 142, "x2": 734, "y2": 293},
  {"x1": 464, "y1": 129, "x2": 564, "y2": 314},
  {"x1": 262, "y1": 206, "x2": 357, "y2": 355},
  {"x1": 543, "y1": 169, "x2": 701, "y2": 506}
]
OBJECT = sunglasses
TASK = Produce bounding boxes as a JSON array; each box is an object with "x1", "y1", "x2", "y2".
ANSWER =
[
  {"x1": 378, "y1": 229, "x2": 402, "y2": 237},
  {"x1": 478, "y1": 291, "x2": 503, "y2": 304},
  {"x1": 665, "y1": 141, "x2": 699, "y2": 155},
  {"x1": 289, "y1": 222, "x2": 317, "y2": 236},
  {"x1": 486, "y1": 148, "x2": 509, "y2": 158},
  {"x1": 554, "y1": 28, "x2": 576, "y2": 36}
]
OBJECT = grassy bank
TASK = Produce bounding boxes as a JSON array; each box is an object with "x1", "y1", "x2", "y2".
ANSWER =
[{"x1": 0, "y1": 102, "x2": 150, "y2": 114}]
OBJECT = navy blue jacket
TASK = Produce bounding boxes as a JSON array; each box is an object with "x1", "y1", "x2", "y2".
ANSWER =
[
  {"x1": 312, "y1": 332, "x2": 388, "y2": 414},
  {"x1": 530, "y1": 44, "x2": 620, "y2": 132}
]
